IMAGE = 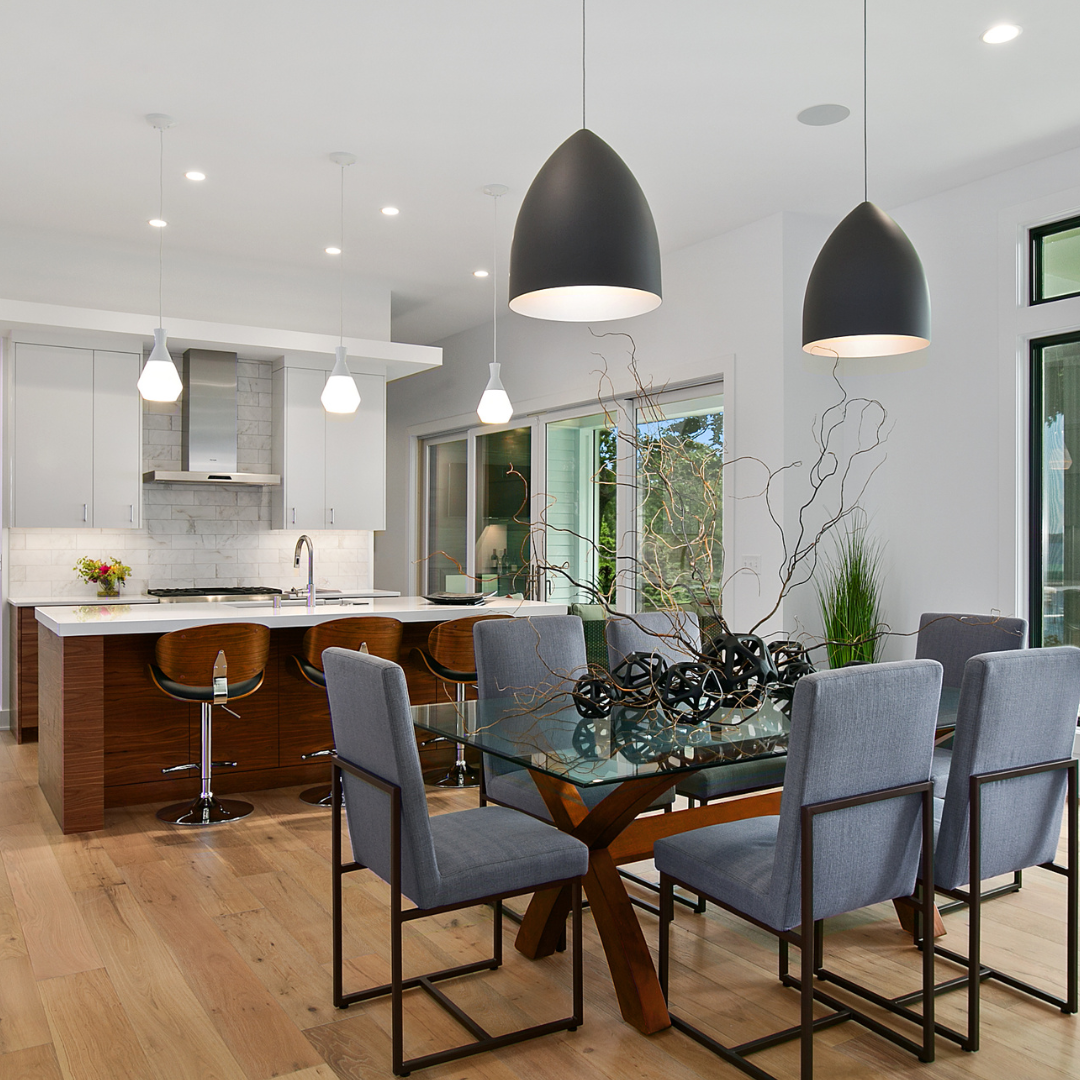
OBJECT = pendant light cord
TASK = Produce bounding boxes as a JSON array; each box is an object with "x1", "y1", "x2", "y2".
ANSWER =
[
  {"x1": 863, "y1": 0, "x2": 868, "y2": 203},
  {"x1": 581, "y1": 0, "x2": 587, "y2": 129},
  {"x1": 158, "y1": 127, "x2": 164, "y2": 329},
  {"x1": 492, "y1": 191, "x2": 500, "y2": 366},
  {"x1": 339, "y1": 163, "x2": 345, "y2": 345}
]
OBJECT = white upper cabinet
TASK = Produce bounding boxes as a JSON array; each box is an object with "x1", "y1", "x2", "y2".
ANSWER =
[
  {"x1": 92, "y1": 350, "x2": 143, "y2": 528},
  {"x1": 10, "y1": 343, "x2": 142, "y2": 529},
  {"x1": 272, "y1": 361, "x2": 386, "y2": 531}
]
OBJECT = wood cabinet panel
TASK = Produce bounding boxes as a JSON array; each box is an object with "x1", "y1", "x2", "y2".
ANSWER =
[{"x1": 12, "y1": 607, "x2": 40, "y2": 743}]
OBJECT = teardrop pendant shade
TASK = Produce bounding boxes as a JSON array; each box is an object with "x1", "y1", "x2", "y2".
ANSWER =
[
  {"x1": 509, "y1": 128, "x2": 662, "y2": 322},
  {"x1": 802, "y1": 201, "x2": 930, "y2": 357}
]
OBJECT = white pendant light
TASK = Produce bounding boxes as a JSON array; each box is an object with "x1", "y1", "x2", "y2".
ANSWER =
[
  {"x1": 321, "y1": 152, "x2": 361, "y2": 415},
  {"x1": 322, "y1": 345, "x2": 362, "y2": 414},
  {"x1": 477, "y1": 185, "x2": 513, "y2": 424},
  {"x1": 138, "y1": 114, "x2": 183, "y2": 403}
]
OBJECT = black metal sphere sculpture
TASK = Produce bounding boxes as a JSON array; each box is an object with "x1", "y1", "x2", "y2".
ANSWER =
[
  {"x1": 701, "y1": 633, "x2": 778, "y2": 705},
  {"x1": 571, "y1": 672, "x2": 618, "y2": 719},
  {"x1": 658, "y1": 661, "x2": 725, "y2": 722},
  {"x1": 610, "y1": 651, "x2": 668, "y2": 708},
  {"x1": 765, "y1": 639, "x2": 816, "y2": 715}
]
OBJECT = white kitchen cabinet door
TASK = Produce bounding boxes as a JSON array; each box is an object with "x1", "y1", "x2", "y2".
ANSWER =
[
  {"x1": 92, "y1": 350, "x2": 142, "y2": 528},
  {"x1": 276, "y1": 366, "x2": 326, "y2": 530},
  {"x1": 13, "y1": 343, "x2": 95, "y2": 528},
  {"x1": 324, "y1": 372, "x2": 385, "y2": 530}
]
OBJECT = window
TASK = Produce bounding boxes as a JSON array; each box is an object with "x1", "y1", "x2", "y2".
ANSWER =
[
  {"x1": 419, "y1": 385, "x2": 723, "y2": 610},
  {"x1": 1031, "y1": 215, "x2": 1080, "y2": 304},
  {"x1": 541, "y1": 387, "x2": 723, "y2": 612},
  {"x1": 1030, "y1": 331, "x2": 1080, "y2": 645}
]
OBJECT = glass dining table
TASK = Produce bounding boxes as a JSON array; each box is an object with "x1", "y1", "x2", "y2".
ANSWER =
[{"x1": 412, "y1": 692, "x2": 791, "y2": 1035}]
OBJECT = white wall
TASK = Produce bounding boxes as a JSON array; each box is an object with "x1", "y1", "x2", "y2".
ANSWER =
[
  {"x1": 828, "y1": 146, "x2": 1080, "y2": 658},
  {"x1": 379, "y1": 212, "x2": 803, "y2": 636},
  {"x1": 380, "y1": 139, "x2": 1080, "y2": 664}
]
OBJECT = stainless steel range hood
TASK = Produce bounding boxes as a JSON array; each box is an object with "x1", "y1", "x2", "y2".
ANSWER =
[{"x1": 143, "y1": 349, "x2": 280, "y2": 485}]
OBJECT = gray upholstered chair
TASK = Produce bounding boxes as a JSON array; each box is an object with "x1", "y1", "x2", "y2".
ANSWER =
[
  {"x1": 655, "y1": 660, "x2": 942, "y2": 1080},
  {"x1": 475, "y1": 614, "x2": 676, "y2": 820},
  {"x1": 606, "y1": 611, "x2": 787, "y2": 806},
  {"x1": 918, "y1": 611, "x2": 1028, "y2": 901},
  {"x1": 323, "y1": 648, "x2": 588, "y2": 1076},
  {"x1": 924, "y1": 646, "x2": 1080, "y2": 1053}
]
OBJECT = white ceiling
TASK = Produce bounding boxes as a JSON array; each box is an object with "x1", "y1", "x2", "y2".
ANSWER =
[{"x1": 2, "y1": 1, "x2": 1079, "y2": 346}]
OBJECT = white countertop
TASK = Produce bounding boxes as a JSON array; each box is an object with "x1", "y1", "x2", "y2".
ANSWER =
[
  {"x1": 9, "y1": 595, "x2": 160, "y2": 608},
  {"x1": 34, "y1": 596, "x2": 569, "y2": 637},
  {"x1": 9, "y1": 588, "x2": 400, "y2": 609}
]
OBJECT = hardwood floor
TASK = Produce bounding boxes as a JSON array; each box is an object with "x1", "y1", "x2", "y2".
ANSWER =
[{"x1": 1, "y1": 727, "x2": 1078, "y2": 1080}]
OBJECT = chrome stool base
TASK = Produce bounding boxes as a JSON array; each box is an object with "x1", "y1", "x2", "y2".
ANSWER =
[
  {"x1": 300, "y1": 784, "x2": 333, "y2": 806},
  {"x1": 436, "y1": 761, "x2": 480, "y2": 787},
  {"x1": 157, "y1": 794, "x2": 254, "y2": 826}
]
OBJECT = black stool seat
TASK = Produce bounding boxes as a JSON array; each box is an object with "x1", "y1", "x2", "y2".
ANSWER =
[
  {"x1": 150, "y1": 666, "x2": 265, "y2": 702},
  {"x1": 291, "y1": 617, "x2": 404, "y2": 805},
  {"x1": 150, "y1": 622, "x2": 270, "y2": 827}
]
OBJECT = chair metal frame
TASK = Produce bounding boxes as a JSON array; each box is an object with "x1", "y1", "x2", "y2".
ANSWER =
[
  {"x1": 659, "y1": 779, "x2": 937, "y2": 1080},
  {"x1": 910, "y1": 757, "x2": 1078, "y2": 1052},
  {"x1": 331, "y1": 751, "x2": 584, "y2": 1077}
]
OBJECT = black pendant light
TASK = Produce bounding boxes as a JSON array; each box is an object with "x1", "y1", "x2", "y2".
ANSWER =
[
  {"x1": 802, "y1": 0, "x2": 930, "y2": 358},
  {"x1": 508, "y1": 1, "x2": 661, "y2": 322}
]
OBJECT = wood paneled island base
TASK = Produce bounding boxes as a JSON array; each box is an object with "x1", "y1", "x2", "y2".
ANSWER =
[{"x1": 34, "y1": 598, "x2": 567, "y2": 833}]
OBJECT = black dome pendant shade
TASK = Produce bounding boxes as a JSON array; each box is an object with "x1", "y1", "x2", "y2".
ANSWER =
[
  {"x1": 802, "y1": 201, "x2": 930, "y2": 358},
  {"x1": 508, "y1": 128, "x2": 662, "y2": 322}
]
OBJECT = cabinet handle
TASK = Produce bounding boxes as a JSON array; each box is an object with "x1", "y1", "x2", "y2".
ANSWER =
[
  {"x1": 129, "y1": 504, "x2": 134, "y2": 523},
  {"x1": 82, "y1": 503, "x2": 87, "y2": 523},
  {"x1": 291, "y1": 507, "x2": 296, "y2": 525},
  {"x1": 330, "y1": 507, "x2": 335, "y2": 525}
]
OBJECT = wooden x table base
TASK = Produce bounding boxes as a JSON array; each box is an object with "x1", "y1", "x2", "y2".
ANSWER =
[{"x1": 515, "y1": 771, "x2": 784, "y2": 1034}]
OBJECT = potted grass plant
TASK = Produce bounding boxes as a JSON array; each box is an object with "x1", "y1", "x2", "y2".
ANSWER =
[{"x1": 815, "y1": 515, "x2": 886, "y2": 668}]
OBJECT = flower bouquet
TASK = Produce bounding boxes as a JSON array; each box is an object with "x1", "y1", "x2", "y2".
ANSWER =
[{"x1": 73, "y1": 556, "x2": 132, "y2": 597}]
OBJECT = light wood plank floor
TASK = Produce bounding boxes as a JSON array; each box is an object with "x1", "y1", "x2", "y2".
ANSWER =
[{"x1": 2, "y1": 728, "x2": 1078, "y2": 1080}]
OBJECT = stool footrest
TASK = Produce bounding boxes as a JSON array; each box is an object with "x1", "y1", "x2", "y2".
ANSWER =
[
  {"x1": 211, "y1": 760, "x2": 238, "y2": 768},
  {"x1": 162, "y1": 763, "x2": 198, "y2": 774},
  {"x1": 302, "y1": 749, "x2": 334, "y2": 760}
]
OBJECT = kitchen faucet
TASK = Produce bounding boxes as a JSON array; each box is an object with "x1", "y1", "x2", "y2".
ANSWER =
[{"x1": 293, "y1": 534, "x2": 315, "y2": 611}]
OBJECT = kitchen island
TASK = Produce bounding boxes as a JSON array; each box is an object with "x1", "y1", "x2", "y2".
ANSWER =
[{"x1": 35, "y1": 596, "x2": 567, "y2": 833}]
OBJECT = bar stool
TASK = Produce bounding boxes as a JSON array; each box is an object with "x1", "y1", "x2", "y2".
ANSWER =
[
  {"x1": 413, "y1": 613, "x2": 513, "y2": 787},
  {"x1": 292, "y1": 616, "x2": 403, "y2": 805},
  {"x1": 149, "y1": 622, "x2": 271, "y2": 826}
]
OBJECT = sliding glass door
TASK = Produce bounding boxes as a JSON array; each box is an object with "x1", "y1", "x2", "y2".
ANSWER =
[
  {"x1": 541, "y1": 387, "x2": 723, "y2": 612},
  {"x1": 420, "y1": 422, "x2": 536, "y2": 596}
]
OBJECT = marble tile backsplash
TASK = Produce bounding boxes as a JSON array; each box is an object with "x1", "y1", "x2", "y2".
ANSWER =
[{"x1": 7, "y1": 358, "x2": 374, "y2": 599}]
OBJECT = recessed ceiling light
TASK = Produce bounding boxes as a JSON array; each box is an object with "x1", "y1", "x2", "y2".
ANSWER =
[
  {"x1": 982, "y1": 23, "x2": 1021, "y2": 44},
  {"x1": 325, "y1": 246, "x2": 342, "y2": 255},
  {"x1": 148, "y1": 218, "x2": 167, "y2": 228},
  {"x1": 381, "y1": 206, "x2": 400, "y2": 216},
  {"x1": 184, "y1": 170, "x2": 206, "y2": 182},
  {"x1": 797, "y1": 103, "x2": 851, "y2": 126},
  {"x1": 473, "y1": 269, "x2": 489, "y2": 278}
]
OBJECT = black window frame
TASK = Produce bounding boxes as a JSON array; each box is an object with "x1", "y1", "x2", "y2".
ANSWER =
[
  {"x1": 1029, "y1": 329, "x2": 1080, "y2": 646},
  {"x1": 1031, "y1": 214, "x2": 1080, "y2": 306}
]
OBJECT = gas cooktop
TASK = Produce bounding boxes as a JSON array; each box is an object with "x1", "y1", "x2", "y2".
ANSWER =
[{"x1": 147, "y1": 586, "x2": 285, "y2": 604}]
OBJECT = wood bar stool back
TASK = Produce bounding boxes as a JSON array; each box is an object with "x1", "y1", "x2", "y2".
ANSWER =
[
  {"x1": 149, "y1": 622, "x2": 271, "y2": 826},
  {"x1": 293, "y1": 616, "x2": 403, "y2": 804},
  {"x1": 414, "y1": 613, "x2": 513, "y2": 787}
]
